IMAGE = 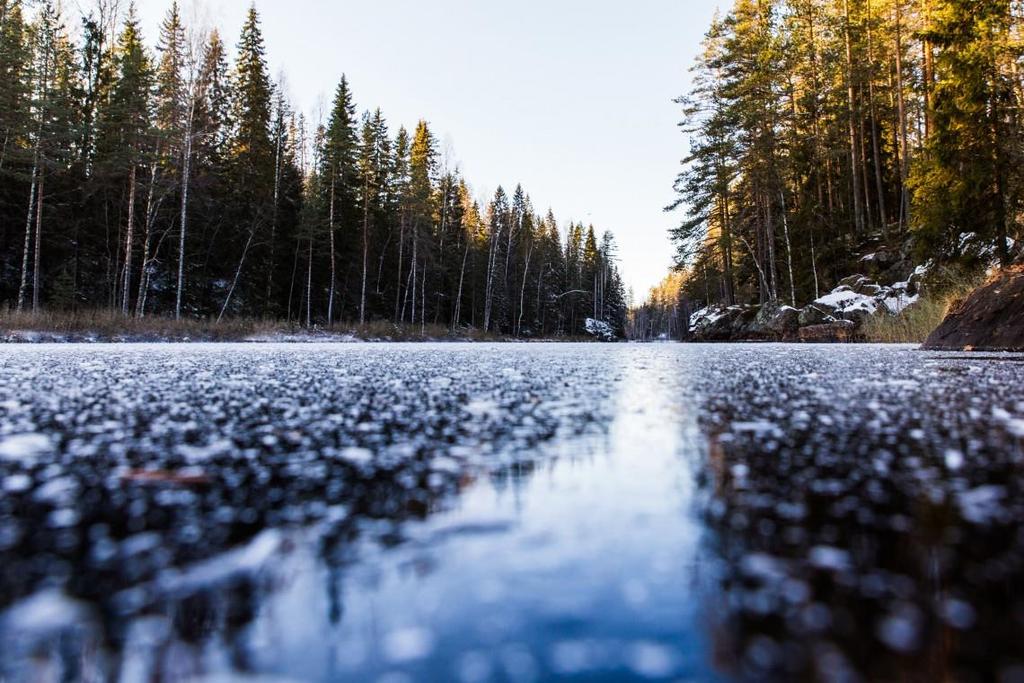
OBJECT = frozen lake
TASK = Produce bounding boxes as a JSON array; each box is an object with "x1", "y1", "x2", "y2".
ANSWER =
[{"x1": 1, "y1": 343, "x2": 1023, "y2": 681}]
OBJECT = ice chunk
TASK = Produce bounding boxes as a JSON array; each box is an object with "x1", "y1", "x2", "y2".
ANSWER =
[
  {"x1": 0, "y1": 433, "x2": 54, "y2": 462},
  {"x1": 809, "y1": 546, "x2": 852, "y2": 572},
  {"x1": 627, "y1": 642, "x2": 676, "y2": 679},
  {"x1": 958, "y1": 485, "x2": 1006, "y2": 524},
  {"x1": 383, "y1": 627, "x2": 434, "y2": 663}
]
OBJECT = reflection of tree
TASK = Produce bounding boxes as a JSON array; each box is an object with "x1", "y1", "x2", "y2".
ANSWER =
[
  {"x1": 697, "y1": 396, "x2": 1024, "y2": 682},
  {"x1": 0, "y1": 349, "x2": 612, "y2": 681},
  {"x1": 2, "y1": 444, "x2": 546, "y2": 680}
]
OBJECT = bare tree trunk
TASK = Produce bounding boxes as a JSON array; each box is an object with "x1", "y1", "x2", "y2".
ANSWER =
[
  {"x1": 517, "y1": 242, "x2": 533, "y2": 336},
  {"x1": 844, "y1": 0, "x2": 866, "y2": 234},
  {"x1": 17, "y1": 155, "x2": 38, "y2": 313},
  {"x1": 122, "y1": 162, "x2": 138, "y2": 314},
  {"x1": 859, "y1": 92, "x2": 874, "y2": 231},
  {"x1": 922, "y1": 0, "x2": 935, "y2": 140},
  {"x1": 266, "y1": 117, "x2": 283, "y2": 315},
  {"x1": 810, "y1": 228, "x2": 821, "y2": 300},
  {"x1": 780, "y1": 190, "x2": 797, "y2": 306},
  {"x1": 0, "y1": 131, "x2": 9, "y2": 173},
  {"x1": 395, "y1": 220, "x2": 405, "y2": 322},
  {"x1": 32, "y1": 169, "x2": 44, "y2": 313},
  {"x1": 327, "y1": 173, "x2": 337, "y2": 324},
  {"x1": 375, "y1": 230, "x2": 392, "y2": 295},
  {"x1": 866, "y1": 0, "x2": 889, "y2": 233},
  {"x1": 453, "y1": 236, "x2": 469, "y2": 331},
  {"x1": 287, "y1": 238, "x2": 300, "y2": 323},
  {"x1": 410, "y1": 229, "x2": 418, "y2": 325},
  {"x1": 136, "y1": 162, "x2": 159, "y2": 317},
  {"x1": 176, "y1": 103, "x2": 194, "y2": 320},
  {"x1": 720, "y1": 190, "x2": 736, "y2": 305},
  {"x1": 484, "y1": 227, "x2": 498, "y2": 332},
  {"x1": 360, "y1": 185, "x2": 370, "y2": 324},
  {"x1": 739, "y1": 234, "x2": 770, "y2": 301},
  {"x1": 401, "y1": 257, "x2": 414, "y2": 323},
  {"x1": 306, "y1": 238, "x2": 313, "y2": 327},
  {"x1": 218, "y1": 229, "x2": 255, "y2": 323},
  {"x1": 894, "y1": 0, "x2": 911, "y2": 232}
]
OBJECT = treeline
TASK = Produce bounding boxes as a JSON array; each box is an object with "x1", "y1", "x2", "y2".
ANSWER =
[
  {"x1": 0, "y1": 1, "x2": 627, "y2": 337},
  {"x1": 627, "y1": 272, "x2": 689, "y2": 341},
  {"x1": 668, "y1": 0, "x2": 1023, "y2": 309}
]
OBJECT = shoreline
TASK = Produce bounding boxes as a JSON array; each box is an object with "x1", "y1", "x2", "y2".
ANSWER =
[{"x1": 0, "y1": 328, "x2": 600, "y2": 345}]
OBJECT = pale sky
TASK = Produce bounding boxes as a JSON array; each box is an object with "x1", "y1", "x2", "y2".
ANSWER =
[{"x1": 133, "y1": 0, "x2": 724, "y2": 299}]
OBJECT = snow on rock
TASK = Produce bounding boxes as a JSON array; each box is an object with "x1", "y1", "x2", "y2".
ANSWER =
[
  {"x1": 814, "y1": 287, "x2": 879, "y2": 314},
  {"x1": 690, "y1": 307, "x2": 726, "y2": 331},
  {"x1": 585, "y1": 318, "x2": 617, "y2": 342},
  {"x1": 806, "y1": 267, "x2": 929, "y2": 326},
  {"x1": 881, "y1": 292, "x2": 920, "y2": 315}
]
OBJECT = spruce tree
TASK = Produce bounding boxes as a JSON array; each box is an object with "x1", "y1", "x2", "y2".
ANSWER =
[
  {"x1": 320, "y1": 75, "x2": 358, "y2": 322},
  {"x1": 356, "y1": 108, "x2": 390, "y2": 322},
  {"x1": 94, "y1": 5, "x2": 153, "y2": 313},
  {"x1": 221, "y1": 4, "x2": 274, "y2": 318},
  {"x1": 0, "y1": 0, "x2": 29, "y2": 175}
]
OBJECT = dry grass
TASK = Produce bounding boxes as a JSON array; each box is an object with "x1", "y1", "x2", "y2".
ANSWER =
[
  {"x1": 0, "y1": 310, "x2": 285, "y2": 341},
  {"x1": 861, "y1": 273, "x2": 984, "y2": 344},
  {"x1": 0, "y1": 310, "x2": 567, "y2": 343},
  {"x1": 860, "y1": 297, "x2": 953, "y2": 344}
]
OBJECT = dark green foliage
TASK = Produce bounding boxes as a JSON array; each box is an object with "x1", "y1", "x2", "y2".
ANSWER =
[
  {"x1": 0, "y1": 2, "x2": 625, "y2": 337},
  {"x1": 666, "y1": 0, "x2": 1024, "y2": 312}
]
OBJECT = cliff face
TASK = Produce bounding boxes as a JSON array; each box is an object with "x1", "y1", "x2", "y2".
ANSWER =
[{"x1": 925, "y1": 267, "x2": 1024, "y2": 352}]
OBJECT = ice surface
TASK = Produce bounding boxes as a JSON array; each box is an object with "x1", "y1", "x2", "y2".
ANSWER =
[
  {"x1": 0, "y1": 433, "x2": 53, "y2": 461},
  {"x1": 0, "y1": 343, "x2": 1022, "y2": 682}
]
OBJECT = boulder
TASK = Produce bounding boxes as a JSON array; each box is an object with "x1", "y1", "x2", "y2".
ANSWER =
[
  {"x1": 734, "y1": 306, "x2": 763, "y2": 337},
  {"x1": 585, "y1": 318, "x2": 617, "y2": 342},
  {"x1": 690, "y1": 306, "x2": 737, "y2": 341},
  {"x1": 799, "y1": 304, "x2": 836, "y2": 327},
  {"x1": 747, "y1": 302, "x2": 800, "y2": 339},
  {"x1": 838, "y1": 275, "x2": 867, "y2": 289},
  {"x1": 854, "y1": 282, "x2": 884, "y2": 297},
  {"x1": 805, "y1": 287, "x2": 880, "y2": 327},
  {"x1": 799, "y1": 321, "x2": 859, "y2": 343},
  {"x1": 691, "y1": 305, "x2": 761, "y2": 341},
  {"x1": 924, "y1": 266, "x2": 1024, "y2": 351}
]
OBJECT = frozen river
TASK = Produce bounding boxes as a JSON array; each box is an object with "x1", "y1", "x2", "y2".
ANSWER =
[{"x1": 1, "y1": 343, "x2": 1023, "y2": 682}]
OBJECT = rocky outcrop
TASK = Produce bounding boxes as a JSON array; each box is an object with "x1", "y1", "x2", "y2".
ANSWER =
[
  {"x1": 690, "y1": 272, "x2": 923, "y2": 343},
  {"x1": 924, "y1": 266, "x2": 1024, "y2": 351}
]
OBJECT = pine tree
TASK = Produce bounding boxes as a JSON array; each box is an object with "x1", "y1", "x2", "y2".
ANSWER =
[
  {"x1": 0, "y1": 0, "x2": 625, "y2": 335},
  {"x1": 391, "y1": 126, "x2": 411, "y2": 322},
  {"x1": 408, "y1": 120, "x2": 436, "y2": 328},
  {"x1": 220, "y1": 3, "x2": 274, "y2": 319},
  {"x1": 321, "y1": 75, "x2": 358, "y2": 323},
  {"x1": 484, "y1": 186, "x2": 508, "y2": 332},
  {"x1": 17, "y1": 2, "x2": 81, "y2": 313},
  {"x1": 356, "y1": 107, "x2": 390, "y2": 322},
  {"x1": 909, "y1": 0, "x2": 1019, "y2": 264},
  {"x1": 0, "y1": 0, "x2": 29, "y2": 175},
  {"x1": 93, "y1": 5, "x2": 153, "y2": 313}
]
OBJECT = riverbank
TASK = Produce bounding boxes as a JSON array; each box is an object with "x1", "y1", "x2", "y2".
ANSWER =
[{"x1": 0, "y1": 311, "x2": 599, "y2": 344}]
